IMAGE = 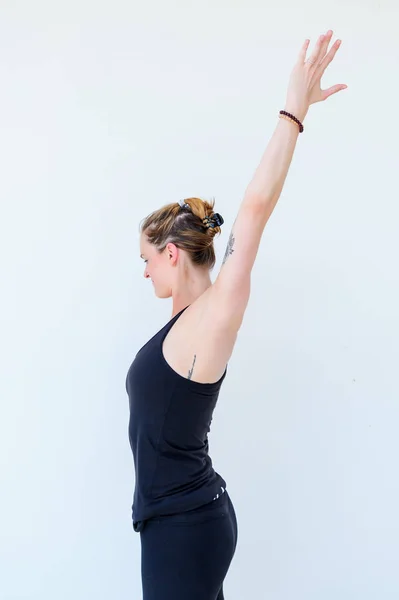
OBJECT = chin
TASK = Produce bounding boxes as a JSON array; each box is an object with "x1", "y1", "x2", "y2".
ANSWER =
[{"x1": 153, "y1": 285, "x2": 172, "y2": 299}]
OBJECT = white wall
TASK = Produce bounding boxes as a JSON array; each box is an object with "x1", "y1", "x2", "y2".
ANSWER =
[{"x1": 1, "y1": 1, "x2": 398, "y2": 598}]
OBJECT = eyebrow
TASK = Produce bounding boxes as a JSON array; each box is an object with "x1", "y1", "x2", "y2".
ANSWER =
[{"x1": 140, "y1": 254, "x2": 144, "y2": 259}]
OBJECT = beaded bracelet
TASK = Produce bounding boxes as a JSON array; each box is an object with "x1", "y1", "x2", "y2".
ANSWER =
[{"x1": 279, "y1": 110, "x2": 304, "y2": 133}]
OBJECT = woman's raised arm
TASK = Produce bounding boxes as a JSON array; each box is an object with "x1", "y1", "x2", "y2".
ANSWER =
[{"x1": 210, "y1": 30, "x2": 347, "y2": 331}]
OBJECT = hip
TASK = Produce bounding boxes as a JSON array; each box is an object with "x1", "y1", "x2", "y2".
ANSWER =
[
  {"x1": 139, "y1": 490, "x2": 238, "y2": 599},
  {"x1": 146, "y1": 488, "x2": 234, "y2": 526}
]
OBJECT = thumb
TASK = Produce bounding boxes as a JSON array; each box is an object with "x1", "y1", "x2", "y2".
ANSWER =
[{"x1": 321, "y1": 84, "x2": 348, "y2": 101}]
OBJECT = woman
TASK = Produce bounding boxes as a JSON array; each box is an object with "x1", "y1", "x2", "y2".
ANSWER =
[{"x1": 126, "y1": 30, "x2": 347, "y2": 600}]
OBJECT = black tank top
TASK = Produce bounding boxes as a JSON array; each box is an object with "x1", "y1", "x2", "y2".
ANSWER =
[{"x1": 126, "y1": 306, "x2": 227, "y2": 532}]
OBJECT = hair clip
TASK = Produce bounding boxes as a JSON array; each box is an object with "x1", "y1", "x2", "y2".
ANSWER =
[
  {"x1": 212, "y1": 213, "x2": 224, "y2": 227},
  {"x1": 178, "y1": 199, "x2": 190, "y2": 209},
  {"x1": 203, "y1": 213, "x2": 224, "y2": 228}
]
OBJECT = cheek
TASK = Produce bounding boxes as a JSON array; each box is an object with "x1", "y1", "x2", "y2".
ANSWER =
[
  {"x1": 148, "y1": 262, "x2": 161, "y2": 283},
  {"x1": 151, "y1": 264, "x2": 171, "y2": 295},
  {"x1": 152, "y1": 257, "x2": 167, "y2": 278}
]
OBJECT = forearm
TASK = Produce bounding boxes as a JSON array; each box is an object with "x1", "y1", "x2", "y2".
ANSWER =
[
  {"x1": 244, "y1": 114, "x2": 302, "y2": 217},
  {"x1": 239, "y1": 30, "x2": 345, "y2": 223}
]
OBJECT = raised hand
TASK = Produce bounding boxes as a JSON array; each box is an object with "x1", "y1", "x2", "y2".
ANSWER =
[{"x1": 285, "y1": 30, "x2": 347, "y2": 123}]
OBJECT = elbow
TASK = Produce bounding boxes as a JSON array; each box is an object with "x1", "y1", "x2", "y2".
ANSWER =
[{"x1": 243, "y1": 188, "x2": 277, "y2": 215}]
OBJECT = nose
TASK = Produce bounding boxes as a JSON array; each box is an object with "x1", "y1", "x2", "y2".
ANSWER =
[{"x1": 144, "y1": 266, "x2": 150, "y2": 279}]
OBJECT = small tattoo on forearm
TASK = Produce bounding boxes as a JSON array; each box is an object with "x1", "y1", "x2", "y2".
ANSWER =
[
  {"x1": 188, "y1": 354, "x2": 197, "y2": 380},
  {"x1": 222, "y1": 232, "x2": 235, "y2": 265}
]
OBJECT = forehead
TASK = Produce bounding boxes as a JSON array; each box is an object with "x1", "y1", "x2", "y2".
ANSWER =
[{"x1": 140, "y1": 233, "x2": 152, "y2": 255}]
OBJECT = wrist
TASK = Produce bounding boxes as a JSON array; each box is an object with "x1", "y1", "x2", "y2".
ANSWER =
[{"x1": 283, "y1": 105, "x2": 308, "y2": 123}]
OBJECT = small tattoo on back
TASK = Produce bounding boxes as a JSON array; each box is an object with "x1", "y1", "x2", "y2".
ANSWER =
[
  {"x1": 188, "y1": 354, "x2": 197, "y2": 380},
  {"x1": 222, "y1": 232, "x2": 235, "y2": 265}
]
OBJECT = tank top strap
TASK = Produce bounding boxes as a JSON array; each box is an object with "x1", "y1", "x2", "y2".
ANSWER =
[{"x1": 159, "y1": 305, "x2": 190, "y2": 343}]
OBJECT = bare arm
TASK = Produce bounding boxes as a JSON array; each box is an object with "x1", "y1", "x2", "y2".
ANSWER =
[
  {"x1": 211, "y1": 30, "x2": 347, "y2": 330},
  {"x1": 243, "y1": 113, "x2": 301, "y2": 225}
]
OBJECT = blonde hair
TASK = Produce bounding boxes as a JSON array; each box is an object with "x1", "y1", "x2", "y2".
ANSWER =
[{"x1": 140, "y1": 197, "x2": 222, "y2": 269}]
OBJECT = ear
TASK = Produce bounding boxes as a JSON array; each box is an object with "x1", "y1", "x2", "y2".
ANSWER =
[{"x1": 165, "y1": 242, "x2": 179, "y2": 265}]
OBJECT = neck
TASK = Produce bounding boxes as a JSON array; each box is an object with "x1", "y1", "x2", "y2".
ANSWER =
[{"x1": 171, "y1": 269, "x2": 212, "y2": 317}]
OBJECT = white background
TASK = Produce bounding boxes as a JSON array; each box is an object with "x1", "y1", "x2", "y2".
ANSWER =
[{"x1": 1, "y1": 1, "x2": 398, "y2": 598}]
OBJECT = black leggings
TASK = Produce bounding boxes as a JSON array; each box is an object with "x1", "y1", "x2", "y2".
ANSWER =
[{"x1": 140, "y1": 490, "x2": 238, "y2": 599}]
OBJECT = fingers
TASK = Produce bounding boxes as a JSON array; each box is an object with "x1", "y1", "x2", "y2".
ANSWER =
[
  {"x1": 305, "y1": 33, "x2": 327, "y2": 66},
  {"x1": 318, "y1": 30, "x2": 334, "y2": 63},
  {"x1": 316, "y1": 38, "x2": 342, "y2": 76},
  {"x1": 298, "y1": 38, "x2": 310, "y2": 63},
  {"x1": 321, "y1": 83, "x2": 348, "y2": 101}
]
